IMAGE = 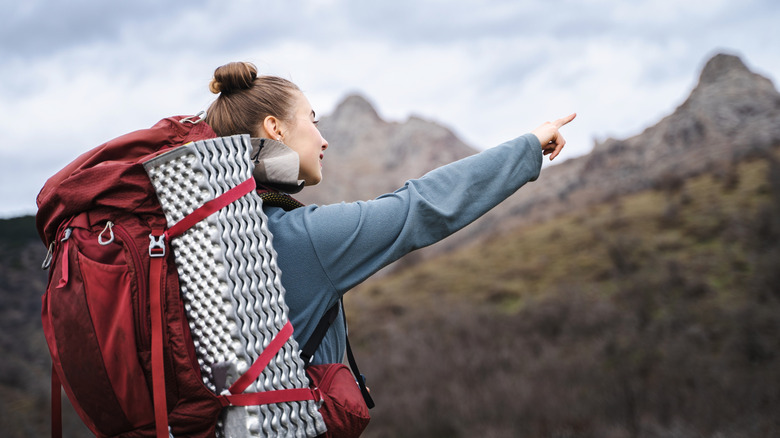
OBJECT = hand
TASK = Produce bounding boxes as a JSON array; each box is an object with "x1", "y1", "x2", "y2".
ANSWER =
[{"x1": 531, "y1": 113, "x2": 576, "y2": 161}]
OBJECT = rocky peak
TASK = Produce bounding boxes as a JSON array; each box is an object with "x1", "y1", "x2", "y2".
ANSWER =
[
  {"x1": 698, "y1": 53, "x2": 753, "y2": 85},
  {"x1": 330, "y1": 93, "x2": 382, "y2": 123},
  {"x1": 668, "y1": 52, "x2": 780, "y2": 154},
  {"x1": 498, "y1": 52, "x2": 780, "y2": 240},
  {"x1": 687, "y1": 52, "x2": 778, "y2": 105},
  {"x1": 594, "y1": 52, "x2": 780, "y2": 156}
]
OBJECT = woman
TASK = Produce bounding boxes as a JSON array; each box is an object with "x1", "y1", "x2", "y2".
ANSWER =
[{"x1": 204, "y1": 61, "x2": 575, "y2": 367}]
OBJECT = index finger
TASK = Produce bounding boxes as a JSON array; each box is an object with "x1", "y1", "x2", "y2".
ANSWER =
[{"x1": 553, "y1": 113, "x2": 577, "y2": 129}]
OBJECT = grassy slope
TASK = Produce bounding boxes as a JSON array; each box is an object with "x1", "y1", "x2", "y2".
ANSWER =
[
  {"x1": 354, "y1": 157, "x2": 769, "y2": 312},
  {"x1": 346, "y1": 149, "x2": 780, "y2": 438}
]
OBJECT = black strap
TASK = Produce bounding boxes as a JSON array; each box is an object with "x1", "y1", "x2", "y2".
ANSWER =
[
  {"x1": 301, "y1": 300, "x2": 375, "y2": 409},
  {"x1": 300, "y1": 303, "x2": 340, "y2": 366},
  {"x1": 346, "y1": 328, "x2": 375, "y2": 409}
]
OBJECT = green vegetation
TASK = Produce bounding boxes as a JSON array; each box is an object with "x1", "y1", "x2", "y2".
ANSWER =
[
  {"x1": 347, "y1": 150, "x2": 780, "y2": 438},
  {"x1": 356, "y1": 155, "x2": 773, "y2": 311}
]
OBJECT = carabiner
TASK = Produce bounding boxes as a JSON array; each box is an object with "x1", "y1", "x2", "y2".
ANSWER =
[{"x1": 41, "y1": 242, "x2": 54, "y2": 270}]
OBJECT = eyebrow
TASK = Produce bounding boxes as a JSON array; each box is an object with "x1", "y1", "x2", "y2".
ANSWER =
[{"x1": 311, "y1": 110, "x2": 317, "y2": 119}]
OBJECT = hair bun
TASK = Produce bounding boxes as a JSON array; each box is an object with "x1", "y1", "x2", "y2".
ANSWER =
[{"x1": 209, "y1": 62, "x2": 258, "y2": 94}]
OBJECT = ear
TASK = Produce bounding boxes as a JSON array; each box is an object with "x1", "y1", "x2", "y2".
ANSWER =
[{"x1": 261, "y1": 115, "x2": 283, "y2": 139}]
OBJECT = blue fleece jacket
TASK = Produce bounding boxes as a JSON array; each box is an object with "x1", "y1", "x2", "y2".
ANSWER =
[{"x1": 263, "y1": 133, "x2": 543, "y2": 364}]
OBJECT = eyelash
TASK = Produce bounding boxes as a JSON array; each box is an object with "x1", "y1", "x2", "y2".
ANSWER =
[{"x1": 313, "y1": 120, "x2": 320, "y2": 125}]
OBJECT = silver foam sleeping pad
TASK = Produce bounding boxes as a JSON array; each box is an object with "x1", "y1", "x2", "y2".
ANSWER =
[{"x1": 143, "y1": 134, "x2": 326, "y2": 438}]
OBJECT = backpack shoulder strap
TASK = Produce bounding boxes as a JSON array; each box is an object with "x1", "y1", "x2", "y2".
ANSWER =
[
  {"x1": 301, "y1": 300, "x2": 375, "y2": 409},
  {"x1": 257, "y1": 187, "x2": 305, "y2": 211},
  {"x1": 345, "y1": 325, "x2": 375, "y2": 409},
  {"x1": 300, "y1": 302, "x2": 340, "y2": 366}
]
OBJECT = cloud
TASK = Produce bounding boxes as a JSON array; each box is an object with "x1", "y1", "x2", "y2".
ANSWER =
[
  {"x1": 1, "y1": 0, "x2": 779, "y2": 218},
  {"x1": 2, "y1": 0, "x2": 211, "y2": 59}
]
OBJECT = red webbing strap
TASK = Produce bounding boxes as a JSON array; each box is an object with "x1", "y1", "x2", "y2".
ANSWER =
[
  {"x1": 55, "y1": 240, "x2": 69, "y2": 289},
  {"x1": 149, "y1": 239, "x2": 169, "y2": 438},
  {"x1": 165, "y1": 178, "x2": 256, "y2": 240},
  {"x1": 219, "y1": 322, "x2": 320, "y2": 408},
  {"x1": 228, "y1": 321, "x2": 294, "y2": 395},
  {"x1": 146, "y1": 177, "x2": 257, "y2": 437},
  {"x1": 223, "y1": 388, "x2": 320, "y2": 407},
  {"x1": 51, "y1": 365, "x2": 62, "y2": 438}
]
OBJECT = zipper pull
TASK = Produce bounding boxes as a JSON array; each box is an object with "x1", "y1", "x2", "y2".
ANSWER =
[
  {"x1": 98, "y1": 221, "x2": 115, "y2": 245},
  {"x1": 55, "y1": 228, "x2": 73, "y2": 289}
]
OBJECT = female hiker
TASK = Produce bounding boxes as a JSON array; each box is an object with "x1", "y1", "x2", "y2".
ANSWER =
[
  {"x1": 35, "y1": 59, "x2": 575, "y2": 438},
  {"x1": 203, "y1": 61, "x2": 575, "y2": 369}
]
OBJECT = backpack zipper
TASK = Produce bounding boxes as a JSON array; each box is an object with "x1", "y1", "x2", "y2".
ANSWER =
[
  {"x1": 316, "y1": 363, "x2": 343, "y2": 392},
  {"x1": 111, "y1": 222, "x2": 151, "y2": 351}
]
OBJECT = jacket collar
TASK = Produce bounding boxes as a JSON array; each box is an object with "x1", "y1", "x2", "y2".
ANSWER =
[{"x1": 250, "y1": 138, "x2": 305, "y2": 194}]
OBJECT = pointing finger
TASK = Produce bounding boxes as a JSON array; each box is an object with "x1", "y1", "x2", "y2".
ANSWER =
[{"x1": 553, "y1": 113, "x2": 577, "y2": 129}]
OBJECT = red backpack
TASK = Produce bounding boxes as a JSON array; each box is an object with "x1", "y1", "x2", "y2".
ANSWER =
[
  {"x1": 37, "y1": 116, "x2": 221, "y2": 437},
  {"x1": 36, "y1": 116, "x2": 338, "y2": 437}
]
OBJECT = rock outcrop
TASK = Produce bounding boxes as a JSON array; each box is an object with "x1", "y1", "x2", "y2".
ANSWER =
[
  {"x1": 294, "y1": 53, "x2": 780, "y2": 264},
  {"x1": 463, "y1": 53, "x2": 780, "y2": 244}
]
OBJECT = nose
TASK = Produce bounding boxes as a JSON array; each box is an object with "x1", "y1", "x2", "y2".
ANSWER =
[{"x1": 321, "y1": 135, "x2": 329, "y2": 151}]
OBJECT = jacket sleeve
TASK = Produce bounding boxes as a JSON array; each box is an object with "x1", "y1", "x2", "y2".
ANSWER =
[{"x1": 287, "y1": 133, "x2": 542, "y2": 293}]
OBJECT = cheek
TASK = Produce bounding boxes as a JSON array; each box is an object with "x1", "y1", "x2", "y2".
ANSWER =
[
  {"x1": 308, "y1": 129, "x2": 322, "y2": 150},
  {"x1": 310, "y1": 125, "x2": 322, "y2": 141}
]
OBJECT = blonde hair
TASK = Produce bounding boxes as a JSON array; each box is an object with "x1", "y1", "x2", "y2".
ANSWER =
[{"x1": 204, "y1": 62, "x2": 300, "y2": 137}]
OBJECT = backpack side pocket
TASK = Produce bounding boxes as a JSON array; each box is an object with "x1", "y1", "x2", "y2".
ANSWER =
[
  {"x1": 42, "y1": 225, "x2": 154, "y2": 436},
  {"x1": 307, "y1": 363, "x2": 371, "y2": 438}
]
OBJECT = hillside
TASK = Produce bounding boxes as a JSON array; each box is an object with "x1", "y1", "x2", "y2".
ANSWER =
[
  {"x1": 0, "y1": 217, "x2": 90, "y2": 437},
  {"x1": 346, "y1": 146, "x2": 780, "y2": 438},
  {"x1": 4, "y1": 155, "x2": 779, "y2": 437}
]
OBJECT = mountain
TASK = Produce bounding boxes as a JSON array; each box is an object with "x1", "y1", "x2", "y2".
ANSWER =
[
  {"x1": 348, "y1": 142, "x2": 780, "y2": 438},
  {"x1": 339, "y1": 53, "x2": 780, "y2": 437},
  {"x1": 295, "y1": 94, "x2": 478, "y2": 205},
  {"x1": 297, "y1": 53, "x2": 780, "y2": 263},
  {"x1": 490, "y1": 53, "x2": 780, "y2": 224}
]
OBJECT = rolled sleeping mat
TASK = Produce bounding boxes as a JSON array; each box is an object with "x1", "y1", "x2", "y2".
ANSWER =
[{"x1": 143, "y1": 134, "x2": 326, "y2": 438}]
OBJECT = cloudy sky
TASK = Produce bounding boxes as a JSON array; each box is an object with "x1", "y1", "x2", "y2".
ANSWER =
[{"x1": 1, "y1": 0, "x2": 778, "y2": 218}]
